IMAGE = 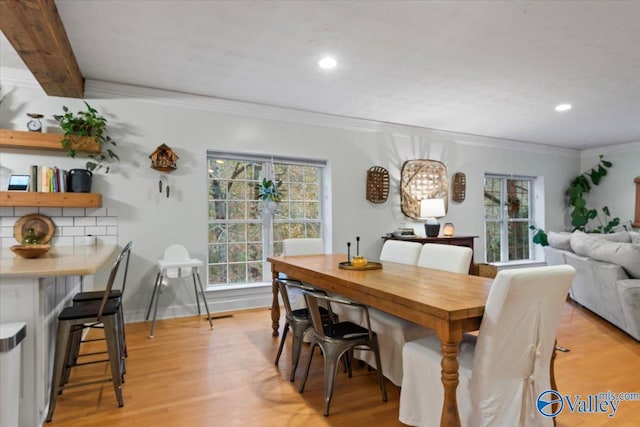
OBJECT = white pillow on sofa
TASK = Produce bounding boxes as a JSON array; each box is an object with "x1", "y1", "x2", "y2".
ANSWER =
[
  {"x1": 582, "y1": 238, "x2": 640, "y2": 279},
  {"x1": 629, "y1": 231, "x2": 640, "y2": 244},
  {"x1": 570, "y1": 230, "x2": 631, "y2": 256},
  {"x1": 547, "y1": 231, "x2": 572, "y2": 251}
]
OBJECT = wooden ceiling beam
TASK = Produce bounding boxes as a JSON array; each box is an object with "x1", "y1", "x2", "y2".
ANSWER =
[{"x1": 0, "y1": 0, "x2": 84, "y2": 98}]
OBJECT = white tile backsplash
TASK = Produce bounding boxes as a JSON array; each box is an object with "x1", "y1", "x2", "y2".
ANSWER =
[
  {"x1": 0, "y1": 207, "x2": 118, "y2": 248},
  {"x1": 62, "y1": 226, "x2": 86, "y2": 236},
  {"x1": 74, "y1": 216, "x2": 96, "y2": 226},
  {"x1": 97, "y1": 217, "x2": 117, "y2": 226},
  {"x1": 14, "y1": 207, "x2": 34, "y2": 216},
  {"x1": 0, "y1": 216, "x2": 18, "y2": 227},
  {"x1": 85, "y1": 226, "x2": 106, "y2": 235},
  {"x1": 51, "y1": 217, "x2": 74, "y2": 226},
  {"x1": 39, "y1": 207, "x2": 62, "y2": 217},
  {"x1": 86, "y1": 208, "x2": 107, "y2": 217},
  {"x1": 62, "y1": 208, "x2": 85, "y2": 217}
]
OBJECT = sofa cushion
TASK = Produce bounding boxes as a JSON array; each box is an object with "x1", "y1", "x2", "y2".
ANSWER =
[
  {"x1": 570, "y1": 230, "x2": 631, "y2": 256},
  {"x1": 547, "y1": 231, "x2": 572, "y2": 251},
  {"x1": 582, "y1": 238, "x2": 640, "y2": 279},
  {"x1": 629, "y1": 231, "x2": 640, "y2": 244}
]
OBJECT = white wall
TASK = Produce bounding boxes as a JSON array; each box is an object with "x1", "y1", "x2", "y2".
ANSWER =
[
  {"x1": 580, "y1": 143, "x2": 640, "y2": 230},
  {"x1": 0, "y1": 77, "x2": 580, "y2": 321}
]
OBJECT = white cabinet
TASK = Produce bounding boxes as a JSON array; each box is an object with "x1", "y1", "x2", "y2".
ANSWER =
[{"x1": 0, "y1": 275, "x2": 82, "y2": 427}]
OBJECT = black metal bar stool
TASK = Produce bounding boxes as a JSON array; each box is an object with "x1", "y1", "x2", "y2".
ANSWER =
[
  {"x1": 67, "y1": 241, "x2": 133, "y2": 377},
  {"x1": 46, "y1": 242, "x2": 132, "y2": 422}
]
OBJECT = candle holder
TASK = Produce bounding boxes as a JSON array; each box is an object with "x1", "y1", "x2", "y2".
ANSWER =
[{"x1": 443, "y1": 222, "x2": 455, "y2": 237}]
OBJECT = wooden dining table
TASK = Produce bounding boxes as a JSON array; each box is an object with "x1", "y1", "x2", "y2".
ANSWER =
[{"x1": 267, "y1": 253, "x2": 493, "y2": 427}]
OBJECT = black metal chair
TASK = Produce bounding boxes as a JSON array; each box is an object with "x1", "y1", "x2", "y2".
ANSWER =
[
  {"x1": 274, "y1": 278, "x2": 337, "y2": 382},
  {"x1": 67, "y1": 241, "x2": 133, "y2": 377},
  {"x1": 46, "y1": 242, "x2": 133, "y2": 422},
  {"x1": 299, "y1": 290, "x2": 387, "y2": 416}
]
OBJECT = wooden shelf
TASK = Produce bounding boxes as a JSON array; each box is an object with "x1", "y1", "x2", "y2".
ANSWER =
[
  {"x1": 0, "y1": 192, "x2": 102, "y2": 208},
  {"x1": 0, "y1": 129, "x2": 100, "y2": 153}
]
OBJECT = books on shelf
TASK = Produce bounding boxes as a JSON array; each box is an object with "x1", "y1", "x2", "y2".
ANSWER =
[{"x1": 29, "y1": 165, "x2": 69, "y2": 192}]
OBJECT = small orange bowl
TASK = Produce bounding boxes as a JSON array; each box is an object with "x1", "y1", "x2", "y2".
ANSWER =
[{"x1": 10, "y1": 244, "x2": 51, "y2": 259}]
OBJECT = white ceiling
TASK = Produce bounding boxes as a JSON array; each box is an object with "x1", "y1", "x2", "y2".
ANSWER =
[{"x1": 2, "y1": 0, "x2": 640, "y2": 150}]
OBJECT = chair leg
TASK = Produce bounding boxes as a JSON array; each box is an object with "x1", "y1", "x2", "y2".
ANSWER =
[
  {"x1": 46, "y1": 320, "x2": 72, "y2": 422},
  {"x1": 322, "y1": 348, "x2": 342, "y2": 416},
  {"x1": 145, "y1": 272, "x2": 162, "y2": 321},
  {"x1": 149, "y1": 279, "x2": 162, "y2": 338},
  {"x1": 370, "y1": 338, "x2": 388, "y2": 402},
  {"x1": 103, "y1": 316, "x2": 124, "y2": 407},
  {"x1": 63, "y1": 326, "x2": 82, "y2": 385},
  {"x1": 195, "y1": 271, "x2": 214, "y2": 329},
  {"x1": 192, "y1": 273, "x2": 202, "y2": 314},
  {"x1": 289, "y1": 323, "x2": 309, "y2": 382},
  {"x1": 274, "y1": 322, "x2": 289, "y2": 365},
  {"x1": 299, "y1": 341, "x2": 317, "y2": 393},
  {"x1": 118, "y1": 303, "x2": 127, "y2": 358}
]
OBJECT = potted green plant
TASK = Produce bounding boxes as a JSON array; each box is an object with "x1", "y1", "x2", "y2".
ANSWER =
[
  {"x1": 53, "y1": 102, "x2": 119, "y2": 173},
  {"x1": 255, "y1": 178, "x2": 284, "y2": 213}
]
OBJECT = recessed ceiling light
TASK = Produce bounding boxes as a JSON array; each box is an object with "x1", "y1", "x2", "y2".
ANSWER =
[
  {"x1": 555, "y1": 103, "x2": 572, "y2": 112},
  {"x1": 318, "y1": 56, "x2": 337, "y2": 70}
]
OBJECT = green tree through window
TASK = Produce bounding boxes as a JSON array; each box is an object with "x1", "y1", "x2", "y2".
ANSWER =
[{"x1": 207, "y1": 154, "x2": 323, "y2": 285}]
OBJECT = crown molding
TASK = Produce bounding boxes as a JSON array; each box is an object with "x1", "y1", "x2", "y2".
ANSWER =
[
  {"x1": 86, "y1": 79, "x2": 579, "y2": 158},
  {"x1": 1, "y1": 69, "x2": 578, "y2": 158},
  {"x1": 581, "y1": 140, "x2": 640, "y2": 159}
]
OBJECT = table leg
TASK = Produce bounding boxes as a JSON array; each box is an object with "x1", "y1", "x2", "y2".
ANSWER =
[
  {"x1": 437, "y1": 323, "x2": 463, "y2": 427},
  {"x1": 551, "y1": 340, "x2": 558, "y2": 426},
  {"x1": 271, "y1": 269, "x2": 280, "y2": 337}
]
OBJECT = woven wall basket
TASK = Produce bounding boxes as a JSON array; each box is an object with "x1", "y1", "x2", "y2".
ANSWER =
[
  {"x1": 366, "y1": 166, "x2": 390, "y2": 203},
  {"x1": 451, "y1": 172, "x2": 466, "y2": 202},
  {"x1": 400, "y1": 159, "x2": 448, "y2": 219}
]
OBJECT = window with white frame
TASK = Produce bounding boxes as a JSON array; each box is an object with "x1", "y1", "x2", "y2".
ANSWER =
[
  {"x1": 483, "y1": 174, "x2": 535, "y2": 263},
  {"x1": 207, "y1": 152, "x2": 325, "y2": 286}
]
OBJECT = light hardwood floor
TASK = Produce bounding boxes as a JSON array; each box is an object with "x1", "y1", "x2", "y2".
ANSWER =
[{"x1": 47, "y1": 300, "x2": 640, "y2": 427}]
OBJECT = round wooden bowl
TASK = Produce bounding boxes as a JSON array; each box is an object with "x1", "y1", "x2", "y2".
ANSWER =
[{"x1": 10, "y1": 244, "x2": 51, "y2": 259}]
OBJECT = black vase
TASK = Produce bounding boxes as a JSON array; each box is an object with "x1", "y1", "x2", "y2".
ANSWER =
[{"x1": 68, "y1": 169, "x2": 92, "y2": 193}]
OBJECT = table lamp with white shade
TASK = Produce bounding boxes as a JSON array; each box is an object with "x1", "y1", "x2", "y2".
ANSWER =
[{"x1": 420, "y1": 198, "x2": 446, "y2": 237}]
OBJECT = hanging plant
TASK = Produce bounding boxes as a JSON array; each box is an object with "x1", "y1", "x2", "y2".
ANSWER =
[
  {"x1": 255, "y1": 178, "x2": 283, "y2": 202},
  {"x1": 255, "y1": 178, "x2": 284, "y2": 214}
]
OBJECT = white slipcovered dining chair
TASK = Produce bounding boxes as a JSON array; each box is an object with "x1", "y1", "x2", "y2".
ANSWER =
[
  {"x1": 354, "y1": 240, "x2": 429, "y2": 386},
  {"x1": 281, "y1": 238, "x2": 324, "y2": 311},
  {"x1": 399, "y1": 265, "x2": 575, "y2": 427},
  {"x1": 417, "y1": 243, "x2": 473, "y2": 274},
  {"x1": 379, "y1": 240, "x2": 422, "y2": 265}
]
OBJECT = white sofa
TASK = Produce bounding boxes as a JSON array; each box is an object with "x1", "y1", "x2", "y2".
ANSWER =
[{"x1": 543, "y1": 230, "x2": 640, "y2": 341}]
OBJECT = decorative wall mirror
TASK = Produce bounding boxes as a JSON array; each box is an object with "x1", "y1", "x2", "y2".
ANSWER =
[{"x1": 400, "y1": 159, "x2": 448, "y2": 219}]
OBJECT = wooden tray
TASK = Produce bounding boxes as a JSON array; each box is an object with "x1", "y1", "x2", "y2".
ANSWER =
[
  {"x1": 13, "y1": 213, "x2": 55, "y2": 244},
  {"x1": 338, "y1": 261, "x2": 383, "y2": 270}
]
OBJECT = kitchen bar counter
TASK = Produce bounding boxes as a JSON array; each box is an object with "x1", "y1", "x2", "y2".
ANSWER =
[
  {"x1": 0, "y1": 244, "x2": 117, "y2": 277},
  {"x1": 0, "y1": 244, "x2": 117, "y2": 427}
]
